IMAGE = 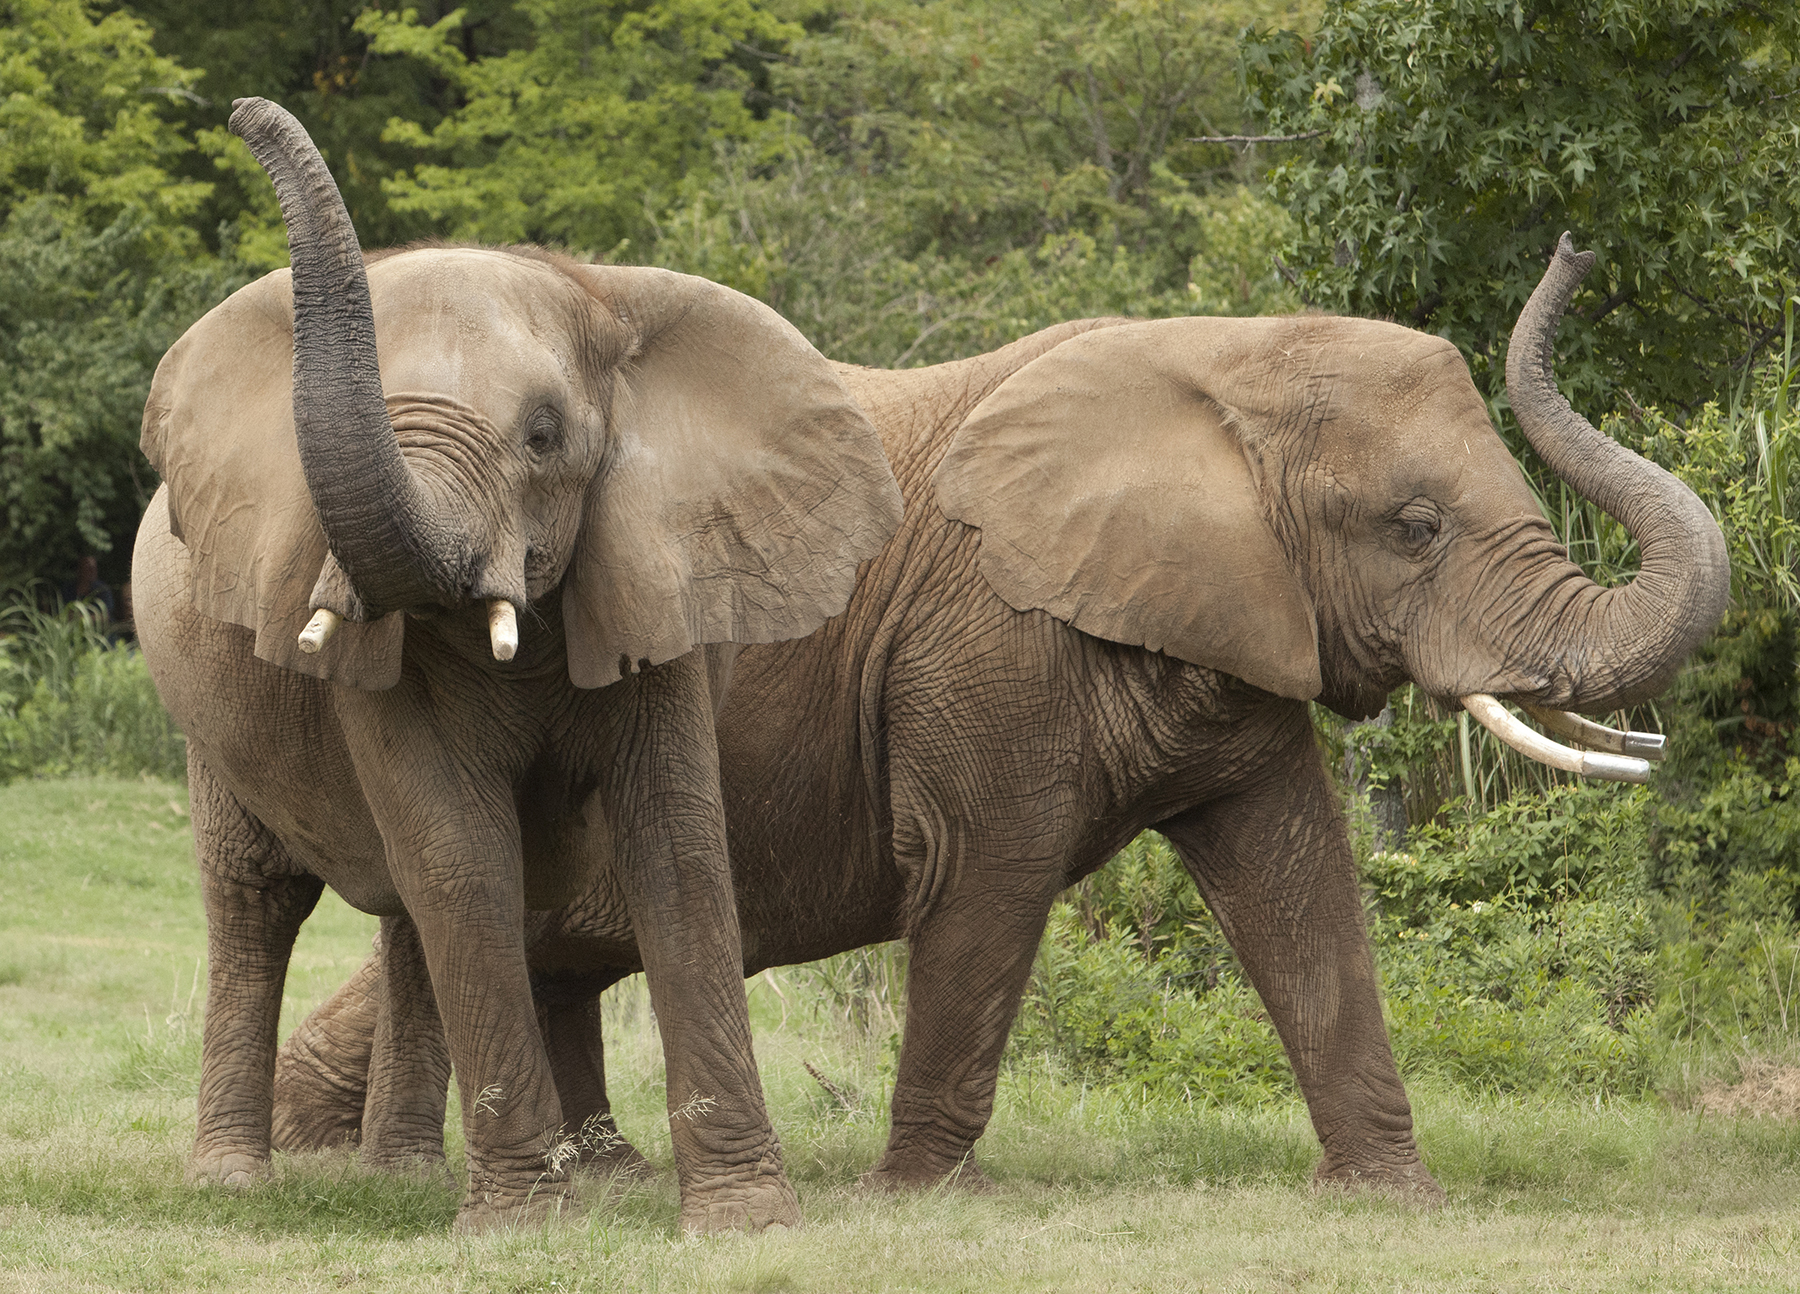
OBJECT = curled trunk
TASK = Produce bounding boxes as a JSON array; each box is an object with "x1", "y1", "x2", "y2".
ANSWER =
[
  {"x1": 1503, "y1": 234, "x2": 1730, "y2": 710},
  {"x1": 229, "y1": 97, "x2": 463, "y2": 616}
]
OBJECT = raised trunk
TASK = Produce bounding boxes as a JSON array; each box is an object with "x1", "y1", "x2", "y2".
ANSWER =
[
  {"x1": 1503, "y1": 233, "x2": 1730, "y2": 710},
  {"x1": 229, "y1": 97, "x2": 464, "y2": 617}
]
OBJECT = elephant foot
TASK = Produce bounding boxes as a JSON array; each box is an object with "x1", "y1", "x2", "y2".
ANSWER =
[
  {"x1": 861, "y1": 1148, "x2": 995, "y2": 1194},
  {"x1": 860, "y1": 1144, "x2": 993, "y2": 1195},
  {"x1": 1313, "y1": 1157, "x2": 1445, "y2": 1206},
  {"x1": 362, "y1": 1147, "x2": 458, "y2": 1190},
  {"x1": 678, "y1": 1169, "x2": 801, "y2": 1235},
  {"x1": 454, "y1": 1179, "x2": 577, "y2": 1234},
  {"x1": 581, "y1": 1136, "x2": 651, "y2": 1178},
  {"x1": 187, "y1": 1146, "x2": 270, "y2": 1190}
]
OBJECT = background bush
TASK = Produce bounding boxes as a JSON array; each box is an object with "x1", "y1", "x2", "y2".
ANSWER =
[{"x1": 0, "y1": 597, "x2": 185, "y2": 782}]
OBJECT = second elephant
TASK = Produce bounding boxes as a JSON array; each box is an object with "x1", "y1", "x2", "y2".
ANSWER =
[{"x1": 275, "y1": 240, "x2": 1726, "y2": 1195}]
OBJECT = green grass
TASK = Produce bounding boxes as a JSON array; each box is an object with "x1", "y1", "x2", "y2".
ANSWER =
[{"x1": 4, "y1": 778, "x2": 1800, "y2": 1291}]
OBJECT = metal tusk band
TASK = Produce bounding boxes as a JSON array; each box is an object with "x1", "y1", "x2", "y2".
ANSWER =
[
  {"x1": 297, "y1": 608, "x2": 342, "y2": 654},
  {"x1": 488, "y1": 600, "x2": 518, "y2": 662},
  {"x1": 1461, "y1": 694, "x2": 1652, "y2": 785},
  {"x1": 1518, "y1": 703, "x2": 1665, "y2": 761}
]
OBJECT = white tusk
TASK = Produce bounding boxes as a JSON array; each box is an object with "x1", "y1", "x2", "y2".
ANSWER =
[
  {"x1": 297, "y1": 608, "x2": 342, "y2": 654},
  {"x1": 488, "y1": 600, "x2": 518, "y2": 661},
  {"x1": 1461, "y1": 694, "x2": 1653, "y2": 784},
  {"x1": 1519, "y1": 703, "x2": 1666, "y2": 762}
]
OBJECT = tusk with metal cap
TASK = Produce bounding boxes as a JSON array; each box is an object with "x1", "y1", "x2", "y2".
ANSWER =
[
  {"x1": 488, "y1": 600, "x2": 518, "y2": 661},
  {"x1": 1519, "y1": 703, "x2": 1666, "y2": 761},
  {"x1": 297, "y1": 608, "x2": 342, "y2": 654},
  {"x1": 1461, "y1": 693, "x2": 1653, "y2": 784}
]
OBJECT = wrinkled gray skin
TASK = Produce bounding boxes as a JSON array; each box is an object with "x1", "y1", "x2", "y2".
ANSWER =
[
  {"x1": 274, "y1": 240, "x2": 1728, "y2": 1197},
  {"x1": 131, "y1": 101, "x2": 901, "y2": 1233}
]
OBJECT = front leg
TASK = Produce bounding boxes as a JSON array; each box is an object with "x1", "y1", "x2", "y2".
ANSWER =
[
  {"x1": 334, "y1": 684, "x2": 569, "y2": 1232},
  {"x1": 188, "y1": 752, "x2": 324, "y2": 1186},
  {"x1": 1158, "y1": 728, "x2": 1442, "y2": 1200},
  {"x1": 589, "y1": 652, "x2": 798, "y2": 1233}
]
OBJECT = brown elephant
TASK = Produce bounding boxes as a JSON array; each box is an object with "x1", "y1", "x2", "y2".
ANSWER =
[
  {"x1": 130, "y1": 99, "x2": 902, "y2": 1233},
  {"x1": 273, "y1": 238, "x2": 1726, "y2": 1197}
]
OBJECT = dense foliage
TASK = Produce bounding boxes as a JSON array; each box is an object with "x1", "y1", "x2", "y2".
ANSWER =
[
  {"x1": 0, "y1": 0, "x2": 245, "y2": 587},
  {"x1": 1243, "y1": 0, "x2": 1800, "y2": 412},
  {"x1": 0, "y1": 598, "x2": 184, "y2": 781}
]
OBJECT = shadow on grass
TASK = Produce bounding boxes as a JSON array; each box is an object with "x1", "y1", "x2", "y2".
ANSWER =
[{"x1": 0, "y1": 1149, "x2": 460, "y2": 1237}]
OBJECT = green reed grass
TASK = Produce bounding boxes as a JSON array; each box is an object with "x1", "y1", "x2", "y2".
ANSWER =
[{"x1": 0, "y1": 592, "x2": 185, "y2": 783}]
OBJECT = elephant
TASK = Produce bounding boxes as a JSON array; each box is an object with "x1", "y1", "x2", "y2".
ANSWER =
[
  {"x1": 270, "y1": 236, "x2": 1727, "y2": 1197},
  {"x1": 130, "y1": 98, "x2": 903, "y2": 1233}
]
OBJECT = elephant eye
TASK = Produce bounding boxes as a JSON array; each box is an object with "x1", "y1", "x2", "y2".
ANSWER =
[
  {"x1": 524, "y1": 407, "x2": 564, "y2": 456},
  {"x1": 1392, "y1": 502, "x2": 1441, "y2": 553}
]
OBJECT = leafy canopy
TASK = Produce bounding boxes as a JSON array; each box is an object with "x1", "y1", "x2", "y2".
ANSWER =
[
  {"x1": 1243, "y1": 0, "x2": 1800, "y2": 410},
  {"x1": 360, "y1": 0, "x2": 801, "y2": 255},
  {"x1": 646, "y1": 0, "x2": 1307, "y2": 365},
  {"x1": 0, "y1": 0, "x2": 239, "y2": 586}
]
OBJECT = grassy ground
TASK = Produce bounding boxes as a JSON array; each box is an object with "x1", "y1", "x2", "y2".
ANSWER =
[{"x1": 3, "y1": 778, "x2": 1800, "y2": 1292}]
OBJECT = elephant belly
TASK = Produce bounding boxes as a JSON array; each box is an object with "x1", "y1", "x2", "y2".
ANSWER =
[{"x1": 136, "y1": 504, "x2": 402, "y2": 915}]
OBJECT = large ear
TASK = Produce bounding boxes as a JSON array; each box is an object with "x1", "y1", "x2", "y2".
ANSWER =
[
  {"x1": 933, "y1": 317, "x2": 1320, "y2": 700},
  {"x1": 557, "y1": 266, "x2": 903, "y2": 689},
  {"x1": 141, "y1": 271, "x2": 403, "y2": 689}
]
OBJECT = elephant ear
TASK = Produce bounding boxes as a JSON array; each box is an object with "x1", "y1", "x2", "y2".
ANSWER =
[
  {"x1": 559, "y1": 266, "x2": 903, "y2": 689},
  {"x1": 933, "y1": 317, "x2": 1320, "y2": 700},
  {"x1": 140, "y1": 271, "x2": 404, "y2": 689}
]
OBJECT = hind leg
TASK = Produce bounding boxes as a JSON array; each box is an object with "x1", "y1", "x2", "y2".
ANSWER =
[
  {"x1": 534, "y1": 974, "x2": 650, "y2": 1174},
  {"x1": 272, "y1": 943, "x2": 378, "y2": 1152},
  {"x1": 188, "y1": 751, "x2": 323, "y2": 1186},
  {"x1": 359, "y1": 914, "x2": 455, "y2": 1175}
]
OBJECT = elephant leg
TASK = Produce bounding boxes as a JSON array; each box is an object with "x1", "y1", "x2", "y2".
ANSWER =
[
  {"x1": 188, "y1": 751, "x2": 324, "y2": 1187},
  {"x1": 866, "y1": 837, "x2": 1058, "y2": 1190},
  {"x1": 595, "y1": 653, "x2": 798, "y2": 1233},
  {"x1": 380, "y1": 836, "x2": 568, "y2": 1230},
  {"x1": 533, "y1": 977, "x2": 649, "y2": 1175},
  {"x1": 360, "y1": 914, "x2": 454, "y2": 1176},
  {"x1": 1157, "y1": 740, "x2": 1442, "y2": 1200},
  {"x1": 335, "y1": 691, "x2": 570, "y2": 1231},
  {"x1": 272, "y1": 941, "x2": 378, "y2": 1152}
]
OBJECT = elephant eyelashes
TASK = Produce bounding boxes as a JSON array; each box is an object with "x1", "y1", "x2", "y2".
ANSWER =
[
  {"x1": 524, "y1": 408, "x2": 564, "y2": 456},
  {"x1": 1391, "y1": 503, "x2": 1441, "y2": 553}
]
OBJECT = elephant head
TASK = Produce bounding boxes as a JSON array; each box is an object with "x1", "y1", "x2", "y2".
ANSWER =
[
  {"x1": 141, "y1": 99, "x2": 902, "y2": 689},
  {"x1": 935, "y1": 238, "x2": 1727, "y2": 771}
]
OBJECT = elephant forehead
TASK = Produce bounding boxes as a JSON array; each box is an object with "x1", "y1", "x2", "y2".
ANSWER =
[
  {"x1": 367, "y1": 249, "x2": 588, "y2": 402},
  {"x1": 1293, "y1": 332, "x2": 1534, "y2": 511}
]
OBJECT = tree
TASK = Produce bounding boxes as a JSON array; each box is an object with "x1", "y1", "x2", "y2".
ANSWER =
[
  {"x1": 1243, "y1": 0, "x2": 1800, "y2": 411},
  {"x1": 111, "y1": 0, "x2": 532, "y2": 250},
  {"x1": 647, "y1": 0, "x2": 1310, "y2": 366},
  {"x1": 359, "y1": 0, "x2": 802, "y2": 256},
  {"x1": 0, "y1": 0, "x2": 240, "y2": 587},
  {"x1": 774, "y1": 0, "x2": 1306, "y2": 280}
]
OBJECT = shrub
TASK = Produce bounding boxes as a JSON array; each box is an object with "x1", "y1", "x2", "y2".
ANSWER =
[{"x1": 0, "y1": 597, "x2": 185, "y2": 783}]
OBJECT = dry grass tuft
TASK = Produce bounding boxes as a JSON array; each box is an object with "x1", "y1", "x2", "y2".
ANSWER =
[{"x1": 1694, "y1": 1057, "x2": 1800, "y2": 1120}]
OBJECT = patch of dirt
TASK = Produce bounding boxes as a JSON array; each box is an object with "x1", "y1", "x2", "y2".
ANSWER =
[{"x1": 1694, "y1": 1059, "x2": 1800, "y2": 1119}]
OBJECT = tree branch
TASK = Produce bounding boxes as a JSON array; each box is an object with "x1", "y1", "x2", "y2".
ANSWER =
[
  {"x1": 1582, "y1": 286, "x2": 1636, "y2": 325},
  {"x1": 1186, "y1": 130, "x2": 1324, "y2": 145}
]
